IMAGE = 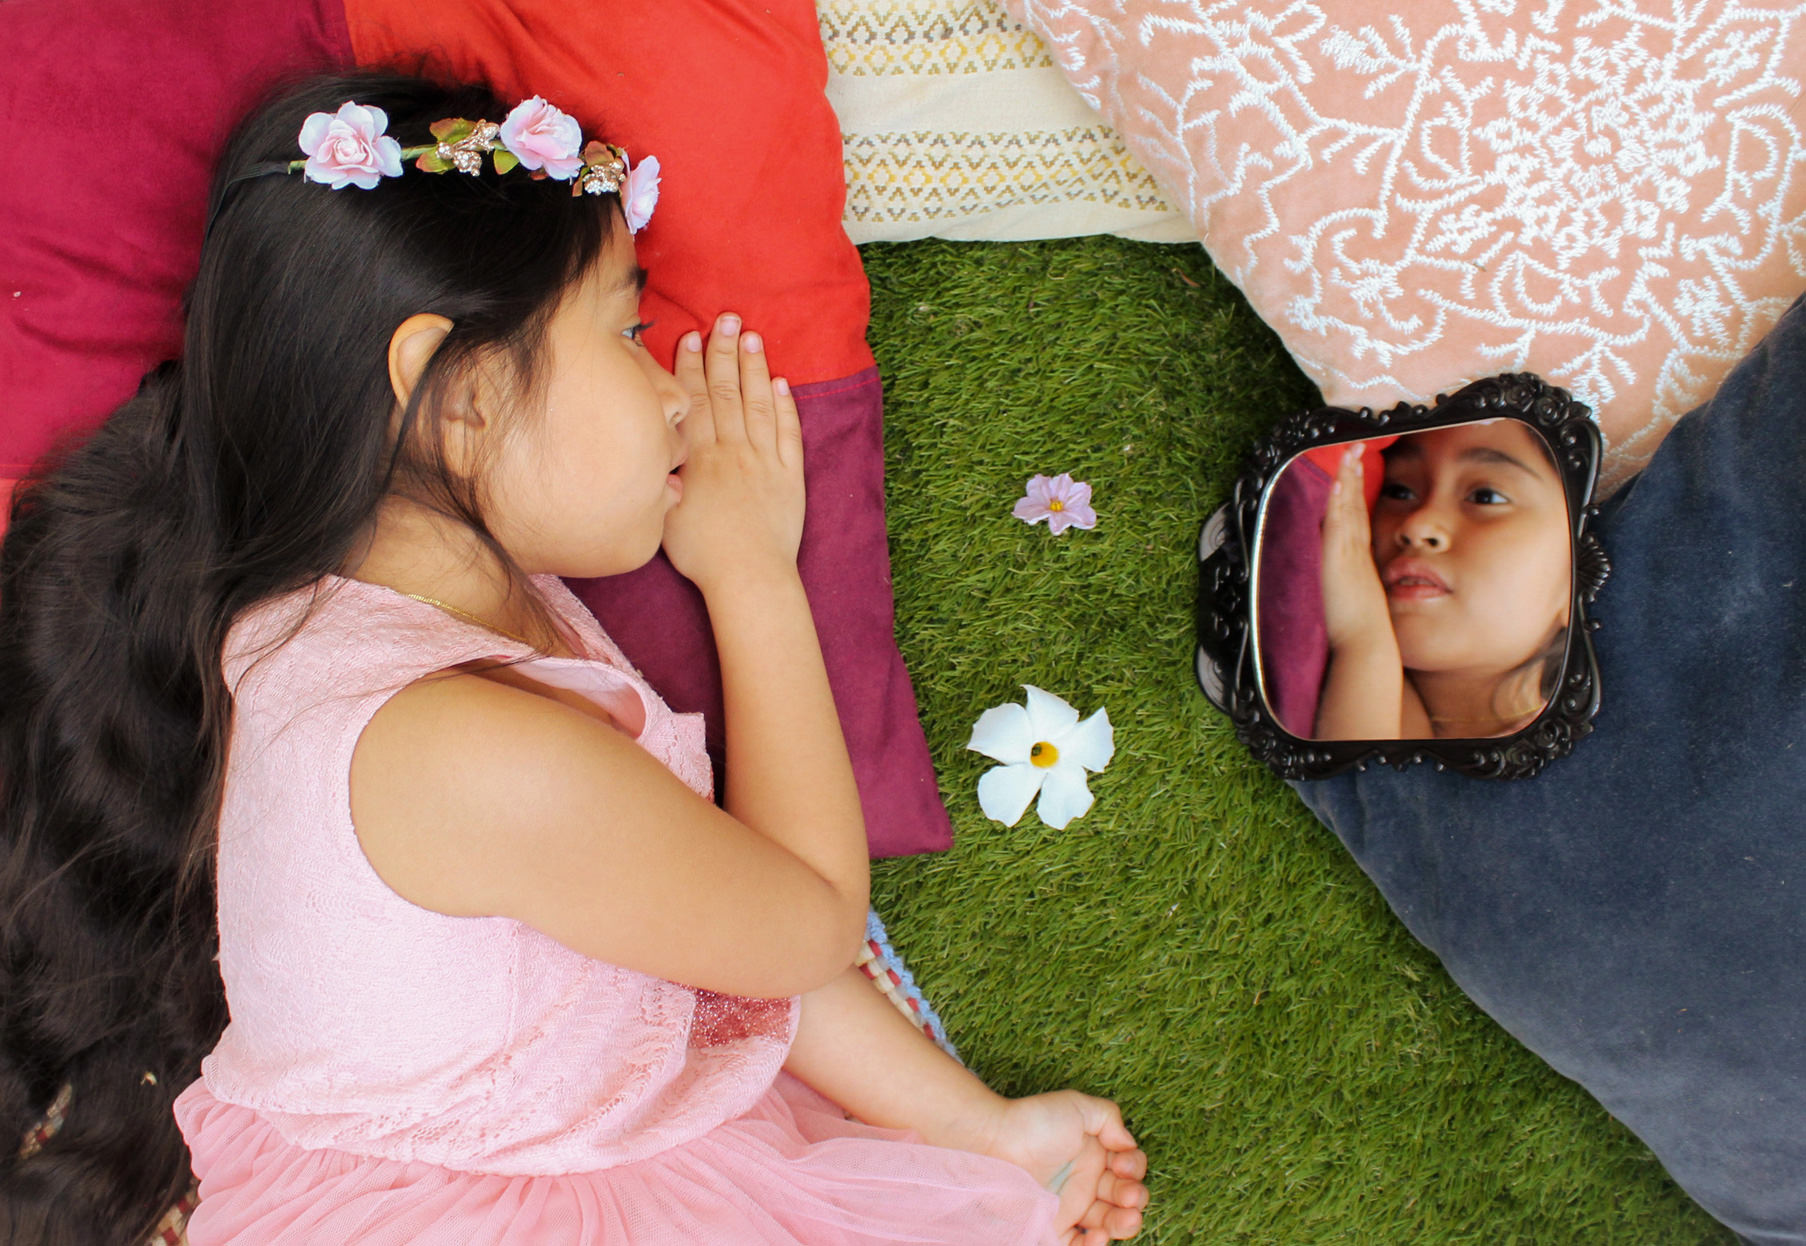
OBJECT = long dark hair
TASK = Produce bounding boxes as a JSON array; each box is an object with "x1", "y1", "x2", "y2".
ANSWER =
[{"x1": 0, "y1": 73, "x2": 618, "y2": 1244}]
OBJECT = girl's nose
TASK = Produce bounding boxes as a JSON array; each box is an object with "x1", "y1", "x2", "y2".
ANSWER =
[
  {"x1": 1397, "y1": 507, "x2": 1450, "y2": 550},
  {"x1": 654, "y1": 359, "x2": 688, "y2": 426}
]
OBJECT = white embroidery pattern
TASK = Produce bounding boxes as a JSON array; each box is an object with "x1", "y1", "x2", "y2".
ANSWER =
[{"x1": 1014, "y1": 0, "x2": 1806, "y2": 484}]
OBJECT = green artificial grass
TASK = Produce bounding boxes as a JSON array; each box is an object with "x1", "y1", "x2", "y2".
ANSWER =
[{"x1": 860, "y1": 236, "x2": 1730, "y2": 1244}]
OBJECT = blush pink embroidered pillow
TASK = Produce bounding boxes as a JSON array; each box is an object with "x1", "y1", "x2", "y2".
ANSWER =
[{"x1": 1009, "y1": 0, "x2": 1806, "y2": 487}]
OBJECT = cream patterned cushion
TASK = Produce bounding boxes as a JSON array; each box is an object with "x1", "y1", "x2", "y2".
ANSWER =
[
  {"x1": 822, "y1": 0, "x2": 1192, "y2": 242},
  {"x1": 1009, "y1": 0, "x2": 1806, "y2": 487}
]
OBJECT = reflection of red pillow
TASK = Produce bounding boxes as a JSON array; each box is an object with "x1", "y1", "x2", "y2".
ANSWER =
[
  {"x1": 1302, "y1": 436, "x2": 1395, "y2": 512},
  {"x1": 0, "y1": 0, "x2": 951, "y2": 856}
]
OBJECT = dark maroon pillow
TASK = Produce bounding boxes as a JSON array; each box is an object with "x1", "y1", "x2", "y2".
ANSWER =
[{"x1": 1, "y1": 0, "x2": 350, "y2": 477}]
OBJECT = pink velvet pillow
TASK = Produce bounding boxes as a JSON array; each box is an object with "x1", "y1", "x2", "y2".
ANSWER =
[{"x1": 1010, "y1": 0, "x2": 1806, "y2": 488}]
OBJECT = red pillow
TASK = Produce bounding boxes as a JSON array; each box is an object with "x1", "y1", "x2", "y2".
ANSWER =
[{"x1": 0, "y1": 0, "x2": 951, "y2": 856}]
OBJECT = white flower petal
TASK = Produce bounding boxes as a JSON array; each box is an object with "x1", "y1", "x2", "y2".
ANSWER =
[
  {"x1": 967, "y1": 703, "x2": 1034, "y2": 764},
  {"x1": 1022, "y1": 685, "x2": 1080, "y2": 740},
  {"x1": 1056, "y1": 707, "x2": 1115, "y2": 772},
  {"x1": 1034, "y1": 762, "x2": 1095, "y2": 829},
  {"x1": 977, "y1": 763, "x2": 1044, "y2": 827}
]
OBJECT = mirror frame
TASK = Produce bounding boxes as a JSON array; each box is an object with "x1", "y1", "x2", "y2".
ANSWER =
[{"x1": 1196, "y1": 373, "x2": 1611, "y2": 780}]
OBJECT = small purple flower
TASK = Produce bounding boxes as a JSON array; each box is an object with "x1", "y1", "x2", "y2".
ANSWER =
[
  {"x1": 1012, "y1": 473, "x2": 1097, "y2": 534},
  {"x1": 621, "y1": 153, "x2": 661, "y2": 234},
  {"x1": 499, "y1": 96, "x2": 584, "y2": 180},
  {"x1": 298, "y1": 102, "x2": 403, "y2": 190}
]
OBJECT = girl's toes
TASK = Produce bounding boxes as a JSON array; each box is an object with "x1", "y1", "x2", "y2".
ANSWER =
[{"x1": 1112, "y1": 1148, "x2": 1148, "y2": 1181}]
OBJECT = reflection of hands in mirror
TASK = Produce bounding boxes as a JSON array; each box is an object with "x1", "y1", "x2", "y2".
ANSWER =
[
  {"x1": 1314, "y1": 444, "x2": 1429, "y2": 740},
  {"x1": 1319, "y1": 446, "x2": 1389, "y2": 652}
]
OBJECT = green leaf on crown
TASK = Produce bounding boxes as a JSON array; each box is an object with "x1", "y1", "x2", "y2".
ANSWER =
[{"x1": 429, "y1": 118, "x2": 475, "y2": 144}]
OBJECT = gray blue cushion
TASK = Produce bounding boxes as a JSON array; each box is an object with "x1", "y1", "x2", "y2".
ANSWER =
[{"x1": 1293, "y1": 292, "x2": 1806, "y2": 1243}]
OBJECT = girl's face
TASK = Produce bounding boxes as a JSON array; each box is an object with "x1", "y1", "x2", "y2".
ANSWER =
[
  {"x1": 1370, "y1": 420, "x2": 1571, "y2": 676},
  {"x1": 481, "y1": 231, "x2": 689, "y2": 579}
]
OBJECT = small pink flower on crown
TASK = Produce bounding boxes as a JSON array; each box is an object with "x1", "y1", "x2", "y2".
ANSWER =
[
  {"x1": 499, "y1": 96, "x2": 584, "y2": 180},
  {"x1": 621, "y1": 154, "x2": 661, "y2": 234},
  {"x1": 298, "y1": 102, "x2": 404, "y2": 189}
]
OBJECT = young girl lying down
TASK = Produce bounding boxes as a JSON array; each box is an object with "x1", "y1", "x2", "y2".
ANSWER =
[
  {"x1": 1315, "y1": 420, "x2": 1572, "y2": 741},
  {"x1": 0, "y1": 74, "x2": 1147, "y2": 1245}
]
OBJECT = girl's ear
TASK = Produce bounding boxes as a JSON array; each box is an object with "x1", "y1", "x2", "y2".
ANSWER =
[
  {"x1": 387, "y1": 313, "x2": 455, "y2": 414},
  {"x1": 389, "y1": 313, "x2": 491, "y2": 473}
]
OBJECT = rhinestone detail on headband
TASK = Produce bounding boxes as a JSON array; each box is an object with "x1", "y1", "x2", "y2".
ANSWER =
[{"x1": 431, "y1": 119, "x2": 503, "y2": 175}]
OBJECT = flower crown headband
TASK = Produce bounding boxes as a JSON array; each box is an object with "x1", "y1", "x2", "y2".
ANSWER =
[{"x1": 220, "y1": 96, "x2": 661, "y2": 233}]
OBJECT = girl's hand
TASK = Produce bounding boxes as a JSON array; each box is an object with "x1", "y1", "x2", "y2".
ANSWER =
[
  {"x1": 1319, "y1": 443, "x2": 1391, "y2": 652},
  {"x1": 661, "y1": 314, "x2": 805, "y2": 595},
  {"x1": 983, "y1": 1091, "x2": 1148, "y2": 1244}
]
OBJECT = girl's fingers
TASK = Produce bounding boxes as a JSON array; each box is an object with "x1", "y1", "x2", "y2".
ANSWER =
[
  {"x1": 773, "y1": 376, "x2": 801, "y2": 468},
  {"x1": 1330, "y1": 441, "x2": 1356, "y2": 493},
  {"x1": 674, "y1": 330, "x2": 714, "y2": 445},
  {"x1": 738, "y1": 330, "x2": 777, "y2": 450},
  {"x1": 706, "y1": 313, "x2": 747, "y2": 443},
  {"x1": 1328, "y1": 445, "x2": 1370, "y2": 542}
]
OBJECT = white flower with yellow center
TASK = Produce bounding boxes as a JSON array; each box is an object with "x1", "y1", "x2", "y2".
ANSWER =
[{"x1": 967, "y1": 686, "x2": 1114, "y2": 829}]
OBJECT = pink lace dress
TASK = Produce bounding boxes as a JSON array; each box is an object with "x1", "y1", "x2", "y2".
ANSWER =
[{"x1": 173, "y1": 575, "x2": 1058, "y2": 1244}]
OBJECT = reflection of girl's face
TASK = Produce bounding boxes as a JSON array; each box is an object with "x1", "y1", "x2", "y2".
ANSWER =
[{"x1": 1370, "y1": 421, "x2": 1570, "y2": 676}]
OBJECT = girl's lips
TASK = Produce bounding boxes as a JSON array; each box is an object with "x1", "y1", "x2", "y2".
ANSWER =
[{"x1": 1383, "y1": 559, "x2": 1450, "y2": 598}]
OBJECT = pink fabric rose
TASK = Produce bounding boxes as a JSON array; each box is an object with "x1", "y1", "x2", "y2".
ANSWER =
[
  {"x1": 621, "y1": 153, "x2": 661, "y2": 234},
  {"x1": 298, "y1": 102, "x2": 403, "y2": 190},
  {"x1": 499, "y1": 96, "x2": 584, "y2": 180}
]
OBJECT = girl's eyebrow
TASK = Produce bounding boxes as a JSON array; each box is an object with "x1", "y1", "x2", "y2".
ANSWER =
[
  {"x1": 611, "y1": 265, "x2": 650, "y2": 296},
  {"x1": 1456, "y1": 446, "x2": 1538, "y2": 476}
]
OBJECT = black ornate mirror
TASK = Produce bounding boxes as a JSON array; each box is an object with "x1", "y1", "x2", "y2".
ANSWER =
[{"x1": 1197, "y1": 374, "x2": 1610, "y2": 780}]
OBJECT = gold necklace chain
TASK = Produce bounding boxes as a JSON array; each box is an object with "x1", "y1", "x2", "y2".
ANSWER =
[{"x1": 403, "y1": 593, "x2": 535, "y2": 648}]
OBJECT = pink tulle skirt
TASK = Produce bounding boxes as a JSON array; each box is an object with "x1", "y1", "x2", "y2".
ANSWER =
[{"x1": 175, "y1": 1074, "x2": 1062, "y2": 1245}]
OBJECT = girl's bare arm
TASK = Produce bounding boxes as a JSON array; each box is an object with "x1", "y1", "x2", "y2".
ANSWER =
[{"x1": 350, "y1": 319, "x2": 869, "y2": 1000}]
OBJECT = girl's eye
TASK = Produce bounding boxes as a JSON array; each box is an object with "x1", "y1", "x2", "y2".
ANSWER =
[
  {"x1": 623, "y1": 320, "x2": 654, "y2": 345},
  {"x1": 1378, "y1": 481, "x2": 1416, "y2": 502},
  {"x1": 1468, "y1": 486, "x2": 1510, "y2": 505}
]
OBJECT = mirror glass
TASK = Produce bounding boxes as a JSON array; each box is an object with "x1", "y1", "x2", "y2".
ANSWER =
[{"x1": 1252, "y1": 418, "x2": 1573, "y2": 742}]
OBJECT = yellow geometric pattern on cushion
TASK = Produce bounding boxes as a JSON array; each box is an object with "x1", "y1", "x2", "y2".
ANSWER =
[
  {"x1": 822, "y1": 0, "x2": 1049, "y2": 74},
  {"x1": 841, "y1": 126, "x2": 1183, "y2": 225},
  {"x1": 1010, "y1": 0, "x2": 1806, "y2": 488},
  {"x1": 823, "y1": 0, "x2": 1192, "y2": 241}
]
